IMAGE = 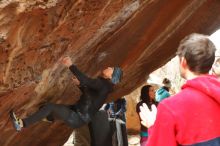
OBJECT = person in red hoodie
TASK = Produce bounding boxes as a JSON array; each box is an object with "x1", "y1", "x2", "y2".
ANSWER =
[{"x1": 139, "y1": 33, "x2": 220, "y2": 146}]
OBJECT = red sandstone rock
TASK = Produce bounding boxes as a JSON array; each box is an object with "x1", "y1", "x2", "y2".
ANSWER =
[{"x1": 0, "y1": 0, "x2": 220, "y2": 145}]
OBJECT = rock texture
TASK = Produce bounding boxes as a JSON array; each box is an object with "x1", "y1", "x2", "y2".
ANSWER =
[{"x1": 0, "y1": 0, "x2": 220, "y2": 145}]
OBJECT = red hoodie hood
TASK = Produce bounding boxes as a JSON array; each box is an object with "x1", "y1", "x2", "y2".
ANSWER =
[{"x1": 182, "y1": 75, "x2": 220, "y2": 104}]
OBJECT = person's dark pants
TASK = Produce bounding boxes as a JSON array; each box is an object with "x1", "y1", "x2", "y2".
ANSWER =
[
  {"x1": 23, "y1": 103, "x2": 86, "y2": 128},
  {"x1": 89, "y1": 110, "x2": 112, "y2": 146}
]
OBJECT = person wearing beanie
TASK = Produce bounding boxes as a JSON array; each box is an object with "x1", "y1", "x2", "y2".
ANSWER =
[
  {"x1": 10, "y1": 56, "x2": 123, "y2": 131},
  {"x1": 155, "y1": 78, "x2": 171, "y2": 102}
]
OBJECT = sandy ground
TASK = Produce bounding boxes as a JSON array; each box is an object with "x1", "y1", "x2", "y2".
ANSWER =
[{"x1": 63, "y1": 134, "x2": 140, "y2": 146}]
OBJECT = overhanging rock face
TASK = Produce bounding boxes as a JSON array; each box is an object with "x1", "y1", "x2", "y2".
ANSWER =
[{"x1": 0, "y1": 0, "x2": 220, "y2": 145}]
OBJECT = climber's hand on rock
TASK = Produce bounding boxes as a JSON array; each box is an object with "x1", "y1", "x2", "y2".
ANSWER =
[{"x1": 61, "y1": 56, "x2": 72, "y2": 67}]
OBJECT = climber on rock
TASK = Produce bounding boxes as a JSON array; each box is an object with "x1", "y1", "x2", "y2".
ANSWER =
[{"x1": 10, "y1": 56, "x2": 123, "y2": 131}]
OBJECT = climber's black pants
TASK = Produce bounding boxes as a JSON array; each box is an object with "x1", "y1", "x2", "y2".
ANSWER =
[{"x1": 23, "y1": 103, "x2": 85, "y2": 128}]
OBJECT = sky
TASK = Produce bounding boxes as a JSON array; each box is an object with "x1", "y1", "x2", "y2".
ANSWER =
[{"x1": 209, "y1": 29, "x2": 220, "y2": 57}]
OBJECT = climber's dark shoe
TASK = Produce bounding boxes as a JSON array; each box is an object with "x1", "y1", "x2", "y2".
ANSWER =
[{"x1": 9, "y1": 110, "x2": 22, "y2": 131}]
